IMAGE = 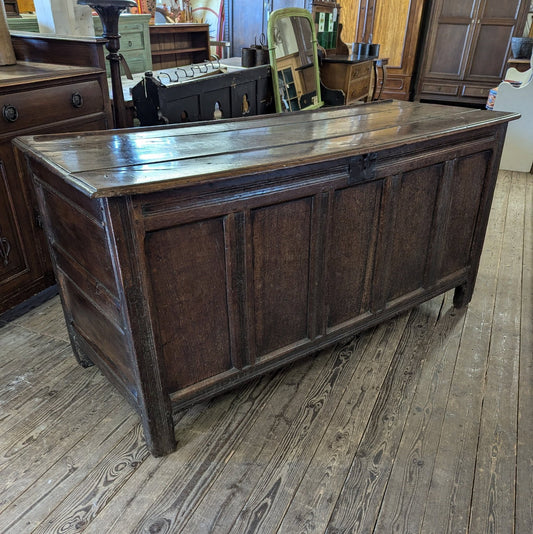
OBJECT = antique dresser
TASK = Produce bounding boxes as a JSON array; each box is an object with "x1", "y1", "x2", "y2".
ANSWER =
[
  {"x1": 0, "y1": 33, "x2": 112, "y2": 313},
  {"x1": 13, "y1": 101, "x2": 517, "y2": 456}
]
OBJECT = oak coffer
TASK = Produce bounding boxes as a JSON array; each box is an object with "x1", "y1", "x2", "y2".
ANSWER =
[{"x1": 13, "y1": 101, "x2": 518, "y2": 456}]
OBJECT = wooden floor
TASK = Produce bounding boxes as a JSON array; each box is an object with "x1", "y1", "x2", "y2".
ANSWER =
[{"x1": 0, "y1": 170, "x2": 531, "y2": 534}]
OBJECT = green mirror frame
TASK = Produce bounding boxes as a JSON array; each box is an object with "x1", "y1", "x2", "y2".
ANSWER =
[{"x1": 268, "y1": 8, "x2": 324, "y2": 113}]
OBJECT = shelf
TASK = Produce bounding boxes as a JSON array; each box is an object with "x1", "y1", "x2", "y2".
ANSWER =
[{"x1": 152, "y1": 47, "x2": 208, "y2": 56}]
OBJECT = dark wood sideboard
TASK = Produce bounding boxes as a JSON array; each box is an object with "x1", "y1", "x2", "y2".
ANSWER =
[
  {"x1": 0, "y1": 33, "x2": 112, "y2": 314},
  {"x1": 14, "y1": 101, "x2": 517, "y2": 456}
]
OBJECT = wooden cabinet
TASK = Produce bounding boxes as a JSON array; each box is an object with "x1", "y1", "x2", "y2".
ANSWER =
[
  {"x1": 132, "y1": 64, "x2": 275, "y2": 125},
  {"x1": 0, "y1": 34, "x2": 112, "y2": 314},
  {"x1": 15, "y1": 101, "x2": 516, "y2": 456},
  {"x1": 149, "y1": 23, "x2": 210, "y2": 70},
  {"x1": 416, "y1": 0, "x2": 530, "y2": 106},
  {"x1": 320, "y1": 57, "x2": 373, "y2": 103}
]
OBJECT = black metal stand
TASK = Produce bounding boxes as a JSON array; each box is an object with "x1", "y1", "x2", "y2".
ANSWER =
[{"x1": 78, "y1": 0, "x2": 136, "y2": 128}]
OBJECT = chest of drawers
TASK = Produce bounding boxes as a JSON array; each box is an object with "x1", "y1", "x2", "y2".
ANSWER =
[
  {"x1": 7, "y1": 14, "x2": 153, "y2": 76},
  {"x1": 0, "y1": 33, "x2": 112, "y2": 314},
  {"x1": 320, "y1": 56, "x2": 373, "y2": 103}
]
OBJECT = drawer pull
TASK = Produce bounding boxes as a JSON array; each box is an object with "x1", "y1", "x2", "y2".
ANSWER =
[
  {"x1": 71, "y1": 92, "x2": 84, "y2": 109},
  {"x1": 2, "y1": 104, "x2": 18, "y2": 123},
  {"x1": 0, "y1": 226, "x2": 11, "y2": 266}
]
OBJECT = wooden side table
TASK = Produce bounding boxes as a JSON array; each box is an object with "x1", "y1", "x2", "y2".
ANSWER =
[{"x1": 320, "y1": 55, "x2": 374, "y2": 103}]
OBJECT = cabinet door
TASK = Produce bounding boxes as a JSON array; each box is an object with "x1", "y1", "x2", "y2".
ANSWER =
[
  {"x1": 0, "y1": 142, "x2": 50, "y2": 310},
  {"x1": 423, "y1": 0, "x2": 478, "y2": 80},
  {"x1": 465, "y1": 0, "x2": 525, "y2": 82},
  {"x1": 359, "y1": 0, "x2": 426, "y2": 100}
]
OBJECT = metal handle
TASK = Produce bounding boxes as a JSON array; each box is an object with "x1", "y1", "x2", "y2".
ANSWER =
[
  {"x1": 71, "y1": 92, "x2": 83, "y2": 108},
  {"x1": 0, "y1": 227, "x2": 11, "y2": 266},
  {"x1": 2, "y1": 104, "x2": 18, "y2": 123}
]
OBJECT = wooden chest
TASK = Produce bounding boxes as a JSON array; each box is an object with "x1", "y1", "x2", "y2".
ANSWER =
[
  {"x1": 131, "y1": 64, "x2": 274, "y2": 126},
  {"x1": 14, "y1": 101, "x2": 517, "y2": 456}
]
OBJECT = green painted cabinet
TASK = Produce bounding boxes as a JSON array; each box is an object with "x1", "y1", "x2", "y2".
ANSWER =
[{"x1": 93, "y1": 14, "x2": 152, "y2": 75}]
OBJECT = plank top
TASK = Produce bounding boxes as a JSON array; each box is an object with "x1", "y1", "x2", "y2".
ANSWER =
[
  {"x1": 0, "y1": 61, "x2": 103, "y2": 89},
  {"x1": 13, "y1": 100, "x2": 519, "y2": 198}
]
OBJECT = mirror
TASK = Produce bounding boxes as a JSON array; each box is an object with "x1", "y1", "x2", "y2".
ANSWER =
[{"x1": 268, "y1": 8, "x2": 323, "y2": 113}]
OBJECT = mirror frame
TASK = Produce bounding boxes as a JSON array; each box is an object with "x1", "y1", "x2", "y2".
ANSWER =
[{"x1": 268, "y1": 7, "x2": 324, "y2": 113}]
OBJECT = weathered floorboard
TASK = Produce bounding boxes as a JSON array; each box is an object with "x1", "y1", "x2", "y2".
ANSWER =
[
  {"x1": 516, "y1": 171, "x2": 533, "y2": 534},
  {"x1": 83, "y1": 352, "x2": 323, "y2": 533},
  {"x1": 418, "y1": 169, "x2": 511, "y2": 534},
  {"x1": 2, "y1": 406, "x2": 138, "y2": 533},
  {"x1": 468, "y1": 170, "x2": 524, "y2": 534},
  {"x1": 173, "y1": 336, "x2": 367, "y2": 534},
  {"x1": 373, "y1": 291, "x2": 465, "y2": 534},
  {"x1": 275, "y1": 313, "x2": 411, "y2": 534},
  {"x1": 323, "y1": 296, "x2": 444, "y2": 533}
]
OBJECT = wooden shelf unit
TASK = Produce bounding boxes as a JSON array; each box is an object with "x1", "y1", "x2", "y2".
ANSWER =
[{"x1": 149, "y1": 23, "x2": 210, "y2": 70}]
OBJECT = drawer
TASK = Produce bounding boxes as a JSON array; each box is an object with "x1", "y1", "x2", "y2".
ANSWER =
[
  {"x1": 421, "y1": 83, "x2": 459, "y2": 96},
  {"x1": 120, "y1": 31, "x2": 146, "y2": 52},
  {"x1": 462, "y1": 85, "x2": 491, "y2": 98},
  {"x1": 1, "y1": 80, "x2": 105, "y2": 134},
  {"x1": 349, "y1": 62, "x2": 372, "y2": 81},
  {"x1": 120, "y1": 21, "x2": 149, "y2": 33},
  {"x1": 347, "y1": 78, "x2": 371, "y2": 102}
]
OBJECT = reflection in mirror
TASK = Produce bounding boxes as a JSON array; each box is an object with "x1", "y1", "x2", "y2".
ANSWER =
[{"x1": 268, "y1": 8, "x2": 323, "y2": 113}]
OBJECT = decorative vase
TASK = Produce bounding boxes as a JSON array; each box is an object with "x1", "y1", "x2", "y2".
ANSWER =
[{"x1": 511, "y1": 37, "x2": 533, "y2": 59}]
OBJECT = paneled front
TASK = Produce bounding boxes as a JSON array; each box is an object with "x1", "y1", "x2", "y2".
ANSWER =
[
  {"x1": 437, "y1": 151, "x2": 489, "y2": 278},
  {"x1": 251, "y1": 197, "x2": 313, "y2": 360},
  {"x1": 325, "y1": 180, "x2": 382, "y2": 331},
  {"x1": 136, "y1": 135, "x2": 497, "y2": 400},
  {"x1": 146, "y1": 217, "x2": 233, "y2": 392},
  {"x1": 381, "y1": 164, "x2": 442, "y2": 303}
]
